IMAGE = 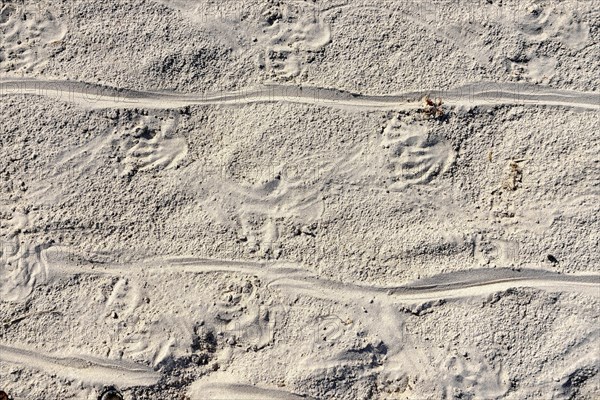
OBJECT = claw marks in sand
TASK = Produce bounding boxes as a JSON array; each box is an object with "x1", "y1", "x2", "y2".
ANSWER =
[
  {"x1": 341, "y1": 114, "x2": 455, "y2": 191},
  {"x1": 257, "y1": 2, "x2": 331, "y2": 81},
  {"x1": 71, "y1": 269, "x2": 283, "y2": 372},
  {"x1": 99, "y1": 277, "x2": 195, "y2": 368},
  {"x1": 32, "y1": 111, "x2": 187, "y2": 194},
  {"x1": 120, "y1": 113, "x2": 188, "y2": 176},
  {"x1": 0, "y1": 1, "x2": 66, "y2": 73},
  {"x1": 380, "y1": 115, "x2": 455, "y2": 191}
]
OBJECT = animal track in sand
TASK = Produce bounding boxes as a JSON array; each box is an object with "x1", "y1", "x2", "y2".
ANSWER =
[
  {"x1": 39, "y1": 252, "x2": 600, "y2": 396},
  {"x1": 121, "y1": 314, "x2": 196, "y2": 368},
  {"x1": 504, "y1": 3, "x2": 593, "y2": 84},
  {"x1": 381, "y1": 115, "x2": 455, "y2": 191},
  {"x1": 209, "y1": 276, "x2": 283, "y2": 350},
  {"x1": 258, "y1": 2, "x2": 331, "y2": 81},
  {"x1": 192, "y1": 150, "x2": 332, "y2": 254},
  {"x1": 438, "y1": 351, "x2": 509, "y2": 399},
  {"x1": 94, "y1": 275, "x2": 196, "y2": 368},
  {"x1": 0, "y1": 206, "x2": 50, "y2": 302},
  {"x1": 505, "y1": 56, "x2": 559, "y2": 84},
  {"x1": 102, "y1": 277, "x2": 143, "y2": 323},
  {"x1": 0, "y1": 2, "x2": 66, "y2": 73},
  {"x1": 25, "y1": 111, "x2": 188, "y2": 207},
  {"x1": 121, "y1": 113, "x2": 188, "y2": 176},
  {"x1": 228, "y1": 179, "x2": 325, "y2": 256},
  {"x1": 518, "y1": 3, "x2": 591, "y2": 50}
]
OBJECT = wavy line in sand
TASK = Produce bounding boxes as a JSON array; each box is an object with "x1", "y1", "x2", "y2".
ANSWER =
[
  {"x1": 44, "y1": 251, "x2": 600, "y2": 304},
  {"x1": 1, "y1": 79, "x2": 598, "y2": 111},
  {"x1": 0, "y1": 343, "x2": 160, "y2": 387},
  {"x1": 188, "y1": 380, "x2": 315, "y2": 400}
]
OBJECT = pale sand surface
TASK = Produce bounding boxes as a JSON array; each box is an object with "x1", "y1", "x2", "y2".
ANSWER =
[{"x1": 1, "y1": 1, "x2": 599, "y2": 399}]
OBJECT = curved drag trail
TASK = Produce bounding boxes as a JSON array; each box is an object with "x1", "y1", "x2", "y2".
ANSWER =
[
  {"x1": 1, "y1": 79, "x2": 598, "y2": 111},
  {"x1": 389, "y1": 269, "x2": 600, "y2": 302},
  {"x1": 188, "y1": 380, "x2": 315, "y2": 400},
  {"x1": 46, "y1": 251, "x2": 600, "y2": 304},
  {"x1": 0, "y1": 344, "x2": 160, "y2": 387}
]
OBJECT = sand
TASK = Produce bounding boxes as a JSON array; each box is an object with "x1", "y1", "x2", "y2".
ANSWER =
[{"x1": 1, "y1": 0, "x2": 599, "y2": 399}]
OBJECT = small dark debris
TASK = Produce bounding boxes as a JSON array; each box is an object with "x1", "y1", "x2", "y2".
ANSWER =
[{"x1": 547, "y1": 255, "x2": 558, "y2": 263}]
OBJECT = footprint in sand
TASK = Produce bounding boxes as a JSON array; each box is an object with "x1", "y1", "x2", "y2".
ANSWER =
[
  {"x1": 102, "y1": 278, "x2": 143, "y2": 323},
  {"x1": 121, "y1": 114, "x2": 188, "y2": 175},
  {"x1": 257, "y1": 2, "x2": 331, "y2": 81},
  {"x1": 28, "y1": 112, "x2": 188, "y2": 205},
  {"x1": 192, "y1": 152, "x2": 328, "y2": 255},
  {"x1": 381, "y1": 116, "x2": 455, "y2": 191},
  {"x1": 0, "y1": 1, "x2": 66, "y2": 73},
  {"x1": 121, "y1": 314, "x2": 196, "y2": 367},
  {"x1": 503, "y1": 3, "x2": 591, "y2": 84},
  {"x1": 0, "y1": 206, "x2": 50, "y2": 302},
  {"x1": 97, "y1": 273, "x2": 283, "y2": 366},
  {"x1": 505, "y1": 56, "x2": 558, "y2": 84},
  {"x1": 518, "y1": 3, "x2": 590, "y2": 50},
  {"x1": 439, "y1": 352, "x2": 509, "y2": 399},
  {"x1": 114, "y1": 276, "x2": 283, "y2": 366},
  {"x1": 98, "y1": 277, "x2": 195, "y2": 367},
  {"x1": 230, "y1": 179, "x2": 324, "y2": 257},
  {"x1": 51, "y1": 112, "x2": 187, "y2": 179},
  {"x1": 209, "y1": 276, "x2": 283, "y2": 350}
]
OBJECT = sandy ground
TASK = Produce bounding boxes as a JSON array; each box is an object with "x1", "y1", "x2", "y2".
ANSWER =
[{"x1": 1, "y1": 0, "x2": 599, "y2": 399}]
